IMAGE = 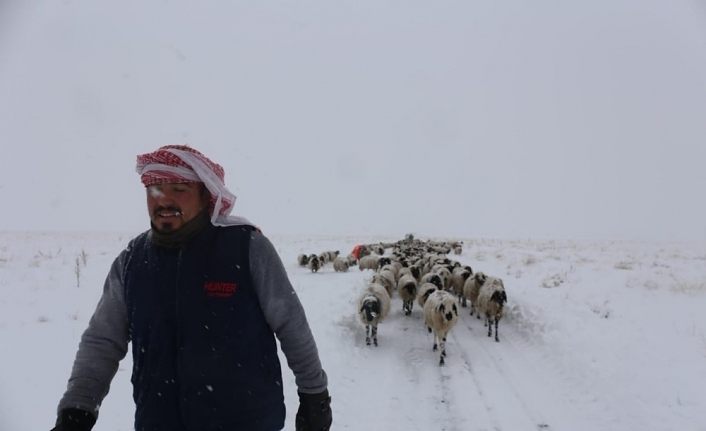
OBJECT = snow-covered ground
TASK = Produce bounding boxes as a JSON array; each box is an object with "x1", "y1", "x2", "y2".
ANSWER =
[{"x1": 1, "y1": 231, "x2": 705, "y2": 430}]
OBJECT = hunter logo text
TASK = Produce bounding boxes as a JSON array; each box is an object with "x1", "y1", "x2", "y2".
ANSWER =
[{"x1": 203, "y1": 281, "x2": 237, "y2": 298}]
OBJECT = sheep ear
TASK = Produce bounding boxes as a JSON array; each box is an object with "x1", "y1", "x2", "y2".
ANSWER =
[
  {"x1": 439, "y1": 303, "x2": 445, "y2": 313},
  {"x1": 452, "y1": 304, "x2": 458, "y2": 315}
]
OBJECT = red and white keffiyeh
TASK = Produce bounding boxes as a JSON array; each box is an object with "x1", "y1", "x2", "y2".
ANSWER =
[{"x1": 136, "y1": 145, "x2": 253, "y2": 227}]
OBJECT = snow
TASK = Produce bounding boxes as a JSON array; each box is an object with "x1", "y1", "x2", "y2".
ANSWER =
[{"x1": 1, "y1": 232, "x2": 705, "y2": 430}]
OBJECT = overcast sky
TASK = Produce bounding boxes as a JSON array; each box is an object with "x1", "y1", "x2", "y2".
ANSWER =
[{"x1": 1, "y1": 0, "x2": 705, "y2": 241}]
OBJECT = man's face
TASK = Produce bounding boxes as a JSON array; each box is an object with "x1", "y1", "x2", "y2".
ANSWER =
[{"x1": 146, "y1": 182, "x2": 210, "y2": 233}]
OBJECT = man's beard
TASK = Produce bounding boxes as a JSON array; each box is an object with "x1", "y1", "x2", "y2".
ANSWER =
[
  {"x1": 156, "y1": 222, "x2": 175, "y2": 233},
  {"x1": 152, "y1": 205, "x2": 183, "y2": 233}
]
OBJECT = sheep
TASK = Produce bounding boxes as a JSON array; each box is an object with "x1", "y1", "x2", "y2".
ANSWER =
[
  {"x1": 377, "y1": 256, "x2": 392, "y2": 268},
  {"x1": 371, "y1": 244, "x2": 385, "y2": 255},
  {"x1": 307, "y1": 255, "x2": 321, "y2": 273},
  {"x1": 398, "y1": 265, "x2": 421, "y2": 283},
  {"x1": 416, "y1": 282, "x2": 438, "y2": 309},
  {"x1": 358, "y1": 283, "x2": 391, "y2": 346},
  {"x1": 345, "y1": 254, "x2": 357, "y2": 267},
  {"x1": 450, "y1": 266, "x2": 473, "y2": 307},
  {"x1": 423, "y1": 290, "x2": 460, "y2": 365},
  {"x1": 372, "y1": 268, "x2": 396, "y2": 297},
  {"x1": 397, "y1": 274, "x2": 418, "y2": 315},
  {"x1": 380, "y1": 262, "x2": 402, "y2": 283},
  {"x1": 358, "y1": 255, "x2": 380, "y2": 271},
  {"x1": 420, "y1": 273, "x2": 444, "y2": 291},
  {"x1": 333, "y1": 256, "x2": 349, "y2": 272},
  {"x1": 297, "y1": 254, "x2": 310, "y2": 267},
  {"x1": 475, "y1": 277, "x2": 507, "y2": 342},
  {"x1": 322, "y1": 250, "x2": 340, "y2": 263},
  {"x1": 463, "y1": 272, "x2": 488, "y2": 317},
  {"x1": 431, "y1": 265, "x2": 453, "y2": 290}
]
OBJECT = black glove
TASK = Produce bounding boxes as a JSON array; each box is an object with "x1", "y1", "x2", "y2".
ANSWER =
[
  {"x1": 295, "y1": 389, "x2": 332, "y2": 431},
  {"x1": 51, "y1": 408, "x2": 96, "y2": 431}
]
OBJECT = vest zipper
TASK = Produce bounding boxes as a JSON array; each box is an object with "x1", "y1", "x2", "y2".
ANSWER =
[{"x1": 175, "y1": 247, "x2": 187, "y2": 429}]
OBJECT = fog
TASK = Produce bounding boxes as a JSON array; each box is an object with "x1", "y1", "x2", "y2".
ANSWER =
[{"x1": 1, "y1": 0, "x2": 705, "y2": 241}]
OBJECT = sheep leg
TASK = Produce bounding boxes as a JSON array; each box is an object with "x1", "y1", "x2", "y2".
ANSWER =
[
  {"x1": 365, "y1": 325, "x2": 371, "y2": 346},
  {"x1": 372, "y1": 325, "x2": 378, "y2": 346},
  {"x1": 486, "y1": 316, "x2": 492, "y2": 337},
  {"x1": 494, "y1": 318, "x2": 500, "y2": 342},
  {"x1": 439, "y1": 336, "x2": 447, "y2": 366}
]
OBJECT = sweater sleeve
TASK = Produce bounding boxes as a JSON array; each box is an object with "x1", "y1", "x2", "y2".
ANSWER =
[
  {"x1": 57, "y1": 249, "x2": 130, "y2": 417},
  {"x1": 249, "y1": 232, "x2": 328, "y2": 394}
]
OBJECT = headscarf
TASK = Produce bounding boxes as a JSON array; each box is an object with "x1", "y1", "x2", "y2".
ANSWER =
[{"x1": 135, "y1": 145, "x2": 254, "y2": 227}]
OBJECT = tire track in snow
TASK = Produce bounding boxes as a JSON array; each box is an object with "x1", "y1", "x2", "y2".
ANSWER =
[{"x1": 449, "y1": 317, "x2": 554, "y2": 430}]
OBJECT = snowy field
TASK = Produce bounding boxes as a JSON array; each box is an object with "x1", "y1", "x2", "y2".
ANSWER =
[{"x1": 1, "y1": 231, "x2": 705, "y2": 431}]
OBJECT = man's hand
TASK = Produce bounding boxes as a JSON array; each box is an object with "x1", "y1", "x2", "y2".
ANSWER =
[
  {"x1": 295, "y1": 389, "x2": 332, "y2": 431},
  {"x1": 51, "y1": 408, "x2": 96, "y2": 431}
]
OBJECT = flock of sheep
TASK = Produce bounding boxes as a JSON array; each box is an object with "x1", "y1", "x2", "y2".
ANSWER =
[{"x1": 297, "y1": 235, "x2": 508, "y2": 366}]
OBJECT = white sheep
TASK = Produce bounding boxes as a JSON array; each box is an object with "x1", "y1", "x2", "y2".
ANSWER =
[
  {"x1": 463, "y1": 272, "x2": 488, "y2": 317},
  {"x1": 450, "y1": 266, "x2": 473, "y2": 306},
  {"x1": 423, "y1": 290, "x2": 460, "y2": 366},
  {"x1": 475, "y1": 276, "x2": 507, "y2": 342},
  {"x1": 396, "y1": 274, "x2": 418, "y2": 316},
  {"x1": 333, "y1": 256, "x2": 349, "y2": 272},
  {"x1": 386, "y1": 261, "x2": 404, "y2": 282},
  {"x1": 358, "y1": 255, "x2": 380, "y2": 271},
  {"x1": 372, "y1": 268, "x2": 396, "y2": 297},
  {"x1": 345, "y1": 254, "x2": 357, "y2": 267},
  {"x1": 358, "y1": 283, "x2": 391, "y2": 346},
  {"x1": 416, "y1": 282, "x2": 438, "y2": 309}
]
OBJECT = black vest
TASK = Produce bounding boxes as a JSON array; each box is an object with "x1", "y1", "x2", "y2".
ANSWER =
[{"x1": 124, "y1": 225, "x2": 285, "y2": 431}]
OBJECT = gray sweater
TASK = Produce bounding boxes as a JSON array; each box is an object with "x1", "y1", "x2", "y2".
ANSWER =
[{"x1": 57, "y1": 231, "x2": 328, "y2": 417}]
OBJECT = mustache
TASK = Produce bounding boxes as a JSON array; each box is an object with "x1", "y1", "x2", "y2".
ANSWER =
[{"x1": 153, "y1": 206, "x2": 183, "y2": 216}]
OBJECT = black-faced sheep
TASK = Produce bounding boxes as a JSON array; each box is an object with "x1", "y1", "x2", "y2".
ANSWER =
[
  {"x1": 420, "y1": 273, "x2": 444, "y2": 291},
  {"x1": 399, "y1": 265, "x2": 421, "y2": 282},
  {"x1": 431, "y1": 265, "x2": 453, "y2": 290},
  {"x1": 322, "y1": 250, "x2": 340, "y2": 263},
  {"x1": 297, "y1": 254, "x2": 310, "y2": 266},
  {"x1": 308, "y1": 254, "x2": 321, "y2": 273},
  {"x1": 396, "y1": 274, "x2": 418, "y2": 316},
  {"x1": 423, "y1": 290, "x2": 460, "y2": 365},
  {"x1": 358, "y1": 283, "x2": 391, "y2": 346},
  {"x1": 476, "y1": 277, "x2": 507, "y2": 342},
  {"x1": 416, "y1": 282, "x2": 438, "y2": 309}
]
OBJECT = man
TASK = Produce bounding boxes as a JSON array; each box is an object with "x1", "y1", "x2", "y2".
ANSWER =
[{"x1": 52, "y1": 145, "x2": 332, "y2": 431}]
